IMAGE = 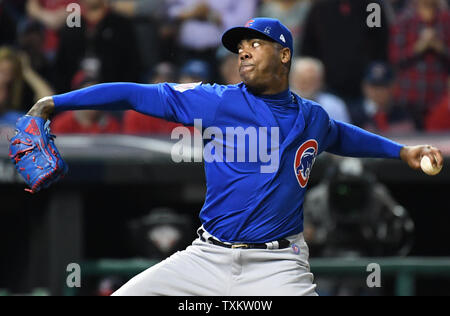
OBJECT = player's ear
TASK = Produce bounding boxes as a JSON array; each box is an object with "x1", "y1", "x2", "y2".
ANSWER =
[{"x1": 280, "y1": 47, "x2": 291, "y2": 65}]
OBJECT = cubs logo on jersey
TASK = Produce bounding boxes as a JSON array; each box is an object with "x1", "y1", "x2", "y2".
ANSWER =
[{"x1": 294, "y1": 140, "x2": 318, "y2": 188}]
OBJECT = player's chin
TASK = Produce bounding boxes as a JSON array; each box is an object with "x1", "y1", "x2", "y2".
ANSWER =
[
  {"x1": 241, "y1": 75, "x2": 259, "y2": 89},
  {"x1": 240, "y1": 72, "x2": 250, "y2": 83}
]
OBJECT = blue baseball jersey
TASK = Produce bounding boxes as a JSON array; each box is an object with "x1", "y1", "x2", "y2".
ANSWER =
[{"x1": 53, "y1": 82, "x2": 403, "y2": 243}]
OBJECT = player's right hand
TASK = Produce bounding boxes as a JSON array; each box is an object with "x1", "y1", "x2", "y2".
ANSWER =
[{"x1": 400, "y1": 145, "x2": 444, "y2": 171}]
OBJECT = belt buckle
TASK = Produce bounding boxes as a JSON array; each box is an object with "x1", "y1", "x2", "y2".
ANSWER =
[{"x1": 231, "y1": 243, "x2": 249, "y2": 249}]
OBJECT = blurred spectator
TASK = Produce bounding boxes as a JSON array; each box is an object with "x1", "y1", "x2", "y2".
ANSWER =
[
  {"x1": 26, "y1": 0, "x2": 79, "y2": 59},
  {"x1": 291, "y1": 57, "x2": 351, "y2": 123},
  {"x1": 149, "y1": 62, "x2": 178, "y2": 84},
  {"x1": 51, "y1": 70, "x2": 121, "y2": 134},
  {"x1": 0, "y1": 87, "x2": 23, "y2": 138},
  {"x1": 52, "y1": 109, "x2": 121, "y2": 134},
  {"x1": 425, "y1": 77, "x2": 450, "y2": 131},
  {"x1": 179, "y1": 59, "x2": 211, "y2": 84},
  {"x1": 26, "y1": 0, "x2": 74, "y2": 30},
  {"x1": 123, "y1": 112, "x2": 185, "y2": 135},
  {"x1": 17, "y1": 21, "x2": 53, "y2": 82},
  {"x1": 0, "y1": 47, "x2": 24, "y2": 137},
  {"x1": 258, "y1": 0, "x2": 311, "y2": 54},
  {"x1": 0, "y1": 46, "x2": 53, "y2": 113},
  {"x1": 108, "y1": 0, "x2": 185, "y2": 66},
  {"x1": 384, "y1": 0, "x2": 409, "y2": 22},
  {"x1": 389, "y1": 0, "x2": 409, "y2": 13},
  {"x1": 301, "y1": 0, "x2": 389, "y2": 111},
  {"x1": 108, "y1": 0, "x2": 166, "y2": 78},
  {"x1": 55, "y1": 0, "x2": 141, "y2": 92},
  {"x1": 123, "y1": 62, "x2": 189, "y2": 135},
  {"x1": 0, "y1": 87, "x2": 23, "y2": 128},
  {"x1": 217, "y1": 48, "x2": 241, "y2": 85},
  {"x1": 167, "y1": 0, "x2": 257, "y2": 79},
  {"x1": 0, "y1": 47, "x2": 29, "y2": 113},
  {"x1": 389, "y1": 0, "x2": 450, "y2": 129},
  {"x1": 19, "y1": 51, "x2": 54, "y2": 103},
  {"x1": 108, "y1": 0, "x2": 165, "y2": 17},
  {"x1": 360, "y1": 62, "x2": 416, "y2": 134}
]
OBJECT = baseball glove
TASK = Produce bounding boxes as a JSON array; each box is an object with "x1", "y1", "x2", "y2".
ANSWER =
[{"x1": 9, "y1": 115, "x2": 68, "y2": 194}]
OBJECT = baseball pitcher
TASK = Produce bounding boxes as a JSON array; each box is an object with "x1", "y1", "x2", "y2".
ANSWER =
[{"x1": 10, "y1": 18, "x2": 443, "y2": 296}]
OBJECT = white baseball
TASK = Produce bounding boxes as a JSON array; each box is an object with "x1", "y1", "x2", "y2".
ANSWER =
[{"x1": 420, "y1": 156, "x2": 442, "y2": 176}]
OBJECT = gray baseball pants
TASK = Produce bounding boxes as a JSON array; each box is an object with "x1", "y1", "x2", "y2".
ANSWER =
[{"x1": 112, "y1": 229, "x2": 317, "y2": 296}]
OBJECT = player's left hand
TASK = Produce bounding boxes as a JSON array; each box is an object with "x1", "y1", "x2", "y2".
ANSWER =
[
  {"x1": 9, "y1": 115, "x2": 68, "y2": 193},
  {"x1": 400, "y1": 145, "x2": 444, "y2": 171}
]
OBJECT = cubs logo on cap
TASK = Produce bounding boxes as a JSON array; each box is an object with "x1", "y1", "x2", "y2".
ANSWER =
[
  {"x1": 222, "y1": 17, "x2": 294, "y2": 56},
  {"x1": 294, "y1": 140, "x2": 318, "y2": 188},
  {"x1": 245, "y1": 19, "x2": 255, "y2": 27}
]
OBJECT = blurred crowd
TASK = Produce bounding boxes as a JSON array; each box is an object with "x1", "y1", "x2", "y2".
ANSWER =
[{"x1": 0, "y1": 0, "x2": 449, "y2": 136}]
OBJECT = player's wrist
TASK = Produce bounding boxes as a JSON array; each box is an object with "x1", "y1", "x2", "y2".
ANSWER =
[
  {"x1": 399, "y1": 146, "x2": 408, "y2": 162},
  {"x1": 27, "y1": 96, "x2": 55, "y2": 120}
]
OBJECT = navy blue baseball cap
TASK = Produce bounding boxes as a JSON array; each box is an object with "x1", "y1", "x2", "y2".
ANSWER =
[
  {"x1": 222, "y1": 18, "x2": 294, "y2": 56},
  {"x1": 363, "y1": 62, "x2": 394, "y2": 86},
  {"x1": 180, "y1": 60, "x2": 211, "y2": 81}
]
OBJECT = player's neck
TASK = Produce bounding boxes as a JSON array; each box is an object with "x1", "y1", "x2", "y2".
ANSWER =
[{"x1": 247, "y1": 80, "x2": 290, "y2": 96}]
